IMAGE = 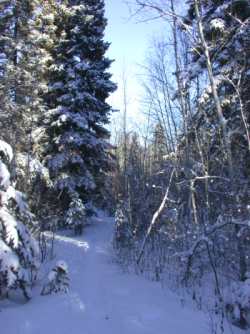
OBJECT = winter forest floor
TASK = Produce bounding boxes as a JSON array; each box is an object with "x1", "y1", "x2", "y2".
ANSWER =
[{"x1": 0, "y1": 215, "x2": 244, "y2": 334}]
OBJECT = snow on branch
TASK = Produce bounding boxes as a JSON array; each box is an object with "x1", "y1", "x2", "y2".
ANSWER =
[
  {"x1": 0, "y1": 139, "x2": 13, "y2": 162},
  {"x1": 137, "y1": 168, "x2": 176, "y2": 264},
  {"x1": 172, "y1": 215, "x2": 250, "y2": 282}
]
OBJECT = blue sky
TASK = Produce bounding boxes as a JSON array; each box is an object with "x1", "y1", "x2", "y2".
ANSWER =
[{"x1": 104, "y1": 0, "x2": 164, "y2": 131}]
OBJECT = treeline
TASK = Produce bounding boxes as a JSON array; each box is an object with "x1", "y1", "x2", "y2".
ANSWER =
[
  {"x1": 0, "y1": 0, "x2": 115, "y2": 299},
  {"x1": 113, "y1": 0, "x2": 250, "y2": 329}
]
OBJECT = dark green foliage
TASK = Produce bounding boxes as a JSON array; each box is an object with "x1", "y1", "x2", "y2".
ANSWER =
[{"x1": 40, "y1": 0, "x2": 116, "y2": 217}]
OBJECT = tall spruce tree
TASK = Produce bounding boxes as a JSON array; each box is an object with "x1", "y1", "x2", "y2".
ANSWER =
[
  {"x1": 40, "y1": 0, "x2": 116, "y2": 217},
  {"x1": 0, "y1": 0, "x2": 44, "y2": 153},
  {"x1": 0, "y1": 1, "x2": 56, "y2": 221}
]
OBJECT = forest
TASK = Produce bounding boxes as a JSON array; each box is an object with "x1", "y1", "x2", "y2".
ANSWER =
[{"x1": 0, "y1": 0, "x2": 249, "y2": 333}]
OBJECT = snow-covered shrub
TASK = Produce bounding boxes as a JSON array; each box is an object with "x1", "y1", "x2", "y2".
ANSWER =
[
  {"x1": 114, "y1": 199, "x2": 132, "y2": 248},
  {"x1": 225, "y1": 276, "x2": 250, "y2": 329},
  {"x1": 41, "y1": 261, "x2": 69, "y2": 295},
  {"x1": 66, "y1": 194, "x2": 86, "y2": 235},
  {"x1": 0, "y1": 140, "x2": 40, "y2": 300}
]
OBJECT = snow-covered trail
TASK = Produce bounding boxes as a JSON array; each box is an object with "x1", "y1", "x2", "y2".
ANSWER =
[{"x1": 1, "y1": 216, "x2": 236, "y2": 334}]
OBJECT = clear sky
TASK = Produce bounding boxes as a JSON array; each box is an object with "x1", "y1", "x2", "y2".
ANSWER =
[{"x1": 104, "y1": 0, "x2": 164, "y2": 133}]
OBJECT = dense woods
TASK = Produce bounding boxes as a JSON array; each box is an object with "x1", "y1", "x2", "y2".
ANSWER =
[
  {"x1": 0, "y1": 0, "x2": 249, "y2": 332},
  {"x1": 113, "y1": 0, "x2": 250, "y2": 329}
]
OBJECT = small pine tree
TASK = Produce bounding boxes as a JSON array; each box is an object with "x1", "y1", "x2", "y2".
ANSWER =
[
  {"x1": 66, "y1": 193, "x2": 86, "y2": 235},
  {"x1": 41, "y1": 260, "x2": 69, "y2": 295},
  {"x1": 114, "y1": 198, "x2": 132, "y2": 247}
]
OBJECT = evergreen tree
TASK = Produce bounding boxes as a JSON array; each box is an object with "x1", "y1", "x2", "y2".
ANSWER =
[
  {"x1": 114, "y1": 198, "x2": 131, "y2": 248},
  {"x1": 40, "y1": 0, "x2": 116, "y2": 217},
  {"x1": 0, "y1": 0, "x2": 53, "y2": 221},
  {"x1": 0, "y1": 0, "x2": 44, "y2": 152},
  {"x1": 0, "y1": 140, "x2": 39, "y2": 300},
  {"x1": 66, "y1": 192, "x2": 86, "y2": 235}
]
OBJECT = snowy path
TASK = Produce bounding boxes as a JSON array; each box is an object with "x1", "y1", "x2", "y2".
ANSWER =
[{"x1": 1, "y1": 216, "x2": 239, "y2": 334}]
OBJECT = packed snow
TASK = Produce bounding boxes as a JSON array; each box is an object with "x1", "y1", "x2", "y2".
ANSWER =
[{"x1": 0, "y1": 215, "x2": 244, "y2": 334}]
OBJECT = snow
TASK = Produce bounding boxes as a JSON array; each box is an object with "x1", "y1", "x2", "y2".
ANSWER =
[
  {"x1": 224, "y1": 278, "x2": 250, "y2": 328},
  {"x1": 56, "y1": 260, "x2": 68, "y2": 273},
  {"x1": 0, "y1": 140, "x2": 13, "y2": 162},
  {"x1": 0, "y1": 207, "x2": 19, "y2": 248},
  {"x1": 5, "y1": 186, "x2": 29, "y2": 213},
  {"x1": 48, "y1": 270, "x2": 57, "y2": 282},
  {"x1": 210, "y1": 18, "x2": 225, "y2": 32},
  {"x1": 0, "y1": 216, "x2": 243, "y2": 334},
  {"x1": 16, "y1": 153, "x2": 50, "y2": 180},
  {"x1": 0, "y1": 161, "x2": 11, "y2": 189},
  {"x1": 0, "y1": 239, "x2": 19, "y2": 287}
]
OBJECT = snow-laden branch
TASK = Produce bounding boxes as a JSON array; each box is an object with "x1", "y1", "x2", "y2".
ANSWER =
[
  {"x1": 172, "y1": 216, "x2": 250, "y2": 261},
  {"x1": 137, "y1": 168, "x2": 176, "y2": 264}
]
